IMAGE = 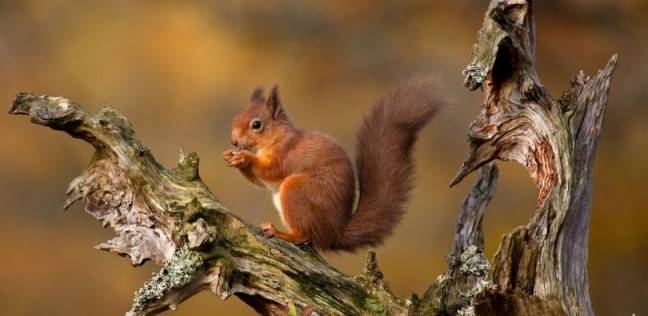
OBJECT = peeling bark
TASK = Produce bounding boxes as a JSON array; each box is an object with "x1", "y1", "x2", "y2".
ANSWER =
[{"x1": 10, "y1": 0, "x2": 615, "y2": 315}]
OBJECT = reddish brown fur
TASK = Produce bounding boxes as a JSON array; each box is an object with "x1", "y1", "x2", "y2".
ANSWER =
[{"x1": 224, "y1": 79, "x2": 442, "y2": 251}]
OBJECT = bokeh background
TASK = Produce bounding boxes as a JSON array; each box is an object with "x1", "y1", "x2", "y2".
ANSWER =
[{"x1": 0, "y1": 0, "x2": 646, "y2": 315}]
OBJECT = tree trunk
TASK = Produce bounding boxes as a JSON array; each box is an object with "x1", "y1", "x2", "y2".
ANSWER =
[{"x1": 9, "y1": 0, "x2": 615, "y2": 315}]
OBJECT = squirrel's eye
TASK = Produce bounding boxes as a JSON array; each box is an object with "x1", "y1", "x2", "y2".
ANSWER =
[{"x1": 250, "y1": 119, "x2": 263, "y2": 131}]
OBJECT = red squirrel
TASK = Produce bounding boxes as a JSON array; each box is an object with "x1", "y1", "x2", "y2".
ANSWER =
[{"x1": 223, "y1": 78, "x2": 441, "y2": 251}]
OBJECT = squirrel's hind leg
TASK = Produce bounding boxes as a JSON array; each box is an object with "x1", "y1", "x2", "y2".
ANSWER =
[{"x1": 264, "y1": 175, "x2": 319, "y2": 245}]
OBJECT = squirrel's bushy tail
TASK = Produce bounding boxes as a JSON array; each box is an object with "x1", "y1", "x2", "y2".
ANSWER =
[{"x1": 335, "y1": 77, "x2": 442, "y2": 251}]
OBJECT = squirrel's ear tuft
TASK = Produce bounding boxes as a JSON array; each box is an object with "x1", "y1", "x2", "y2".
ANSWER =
[
  {"x1": 250, "y1": 87, "x2": 266, "y2": 105},
  {"x1": 266, "y1": 85, "x2": 283, "y2": 119}
]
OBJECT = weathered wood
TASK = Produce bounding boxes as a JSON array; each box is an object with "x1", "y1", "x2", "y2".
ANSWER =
[
  {"x1": 449, "y1": 0, "x2": 617, "y2": 315},
  {"x1": 9, "y1": 0, "x2": 615, "y2": 315}
]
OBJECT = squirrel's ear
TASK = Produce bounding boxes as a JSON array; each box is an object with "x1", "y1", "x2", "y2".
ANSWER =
[
  {"x1": 250, "y1": 87, "x2": 266, "y2": 105},
  {"x1": 265, "y1": 85, "x2": 283, "y2": 119}
]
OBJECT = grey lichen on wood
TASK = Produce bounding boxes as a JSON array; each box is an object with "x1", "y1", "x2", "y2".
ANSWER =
[
  {"x1": 131, "y1": 245, "x2": 204, "y2": 314},
  {"x1": 9, "y1": 0, "x2": 615, "y2": 315}
]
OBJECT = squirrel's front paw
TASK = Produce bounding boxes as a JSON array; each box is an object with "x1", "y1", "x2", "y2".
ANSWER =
[
  {"x1": 223, "y1": 149, "x2": 249, "y2": 168},
  {"x1": 259, "y1": 222, "x2": 276, "y2": 238}
]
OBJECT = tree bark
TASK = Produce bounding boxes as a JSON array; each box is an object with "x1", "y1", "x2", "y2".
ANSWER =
[{"x1": 9, "y1": 0, "x2": 615, "y2": 315}]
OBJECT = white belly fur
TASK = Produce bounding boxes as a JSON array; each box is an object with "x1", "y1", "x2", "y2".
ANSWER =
[{"x1": 272, "y1": 190, "x2": 286, "y2": 226}]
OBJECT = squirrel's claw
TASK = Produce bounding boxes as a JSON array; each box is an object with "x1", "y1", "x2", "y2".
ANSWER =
[
  {"x1": 301, "y1": 306, "x2": 314, "y2": 316},
  {"x1": 259, "y1": 222, "x2": 276, "y2": 238},
  {"x1": 223, "y1": 150, "x2": 249, "y2": 168}
]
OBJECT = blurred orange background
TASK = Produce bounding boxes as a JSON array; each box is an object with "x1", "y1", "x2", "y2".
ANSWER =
[{"x1": 0, "y1": 1, "x2": 646, "y2": 315}]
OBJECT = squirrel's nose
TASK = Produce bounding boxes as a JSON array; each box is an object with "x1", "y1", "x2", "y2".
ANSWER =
[{"x1": 231, "y1": 139, "x2": 238, "y2": 147}]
